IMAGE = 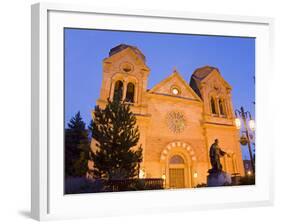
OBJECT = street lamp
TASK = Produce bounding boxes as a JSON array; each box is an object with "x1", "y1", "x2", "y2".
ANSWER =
[
  {"x1": 139, "y1": 168, "x2": 146, "y2": 179},
  {"x1": 235, "y1": 118, "x2": 241, "y2": 129},
  {"x1": 249, "y1": 119, "x2": 255, "y2": 131},
  {"x1": 235, "y1": 106, "x2": 255, "y2": 174}
]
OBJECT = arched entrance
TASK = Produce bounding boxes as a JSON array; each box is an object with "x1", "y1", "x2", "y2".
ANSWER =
[{"x1": 160, "y1": 141, "x2": 197, "y2": 189}]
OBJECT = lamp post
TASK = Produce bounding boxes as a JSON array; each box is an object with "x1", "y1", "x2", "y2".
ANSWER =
[{"x1": 234, "y1": 106, "x2": 255, "y2": 174}]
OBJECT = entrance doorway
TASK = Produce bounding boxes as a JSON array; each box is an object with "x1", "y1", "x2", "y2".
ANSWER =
[
  {"x1": 169, "y1": 168, "x2": 185, "y2": 188},
  {"x1": 168, "y1": 155, "x2": 186, "y2": 189}
]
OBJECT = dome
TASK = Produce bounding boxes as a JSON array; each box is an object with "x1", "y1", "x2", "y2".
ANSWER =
[
  {"x1": 192, "y1": 66, "x2": 218, "y2": 80},
  {"x1": 109, "y1": 44, "x2": 146, "y2": 61}
]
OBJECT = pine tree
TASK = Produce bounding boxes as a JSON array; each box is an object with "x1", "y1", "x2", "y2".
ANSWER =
[
  {"x1": 65, "y1": 111, "x2": 90, "y2": 177},
  {"x1": 89, "y1": 98, "x2": 143, "y2": 180}
]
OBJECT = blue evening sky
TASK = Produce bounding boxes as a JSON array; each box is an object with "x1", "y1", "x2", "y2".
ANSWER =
[{"x1": 64, "y1": 28, "x2": 255, "y2": 159}]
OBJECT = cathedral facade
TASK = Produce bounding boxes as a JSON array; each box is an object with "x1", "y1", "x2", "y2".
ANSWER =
[{"x1": 91, "y1": 44, "x2": 245, "y2": 188}]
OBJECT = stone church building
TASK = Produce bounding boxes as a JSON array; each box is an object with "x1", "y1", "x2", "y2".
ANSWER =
[{"x1": 91, "y1": 44, "x2": 245, "y2": 188}]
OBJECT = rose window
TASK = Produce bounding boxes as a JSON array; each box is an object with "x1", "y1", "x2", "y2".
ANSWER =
[{"x1": 166, "y1": 111, "x2": 186, "y2": 133}]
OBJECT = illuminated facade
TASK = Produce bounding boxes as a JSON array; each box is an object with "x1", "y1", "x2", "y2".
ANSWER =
[{"x1": 91, "y1": 44, "x2": 245, "y2": 188}]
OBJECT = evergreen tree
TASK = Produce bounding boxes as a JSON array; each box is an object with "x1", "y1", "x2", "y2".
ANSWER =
[
  {"x1": 89, "y1": 98, "x2": 143, "y2": 180},
  {"x1": 65, "y1": 111, "x2": 90, "y2": 177}
]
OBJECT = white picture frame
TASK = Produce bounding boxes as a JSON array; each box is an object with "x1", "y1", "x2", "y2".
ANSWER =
[{"x1": 31, "y1": 2, "x2": 274, "y2": 221}]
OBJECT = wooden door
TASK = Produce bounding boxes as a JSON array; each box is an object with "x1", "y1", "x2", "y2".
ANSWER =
[{"x1": 169, "y1": 168, "x2": 185, "y2": 188}]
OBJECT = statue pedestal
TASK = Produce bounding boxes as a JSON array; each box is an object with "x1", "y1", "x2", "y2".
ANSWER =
[{"x1": 207, "y1": 171, "x2": 232, "y2": 187}]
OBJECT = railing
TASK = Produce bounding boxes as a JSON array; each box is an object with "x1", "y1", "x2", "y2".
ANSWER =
[
  {"x1": 106, "y1": 178, "x2": 164, "y2": 192},
  {"x1": 65, "y1": 177, "x2": 164, "y2": 194}
]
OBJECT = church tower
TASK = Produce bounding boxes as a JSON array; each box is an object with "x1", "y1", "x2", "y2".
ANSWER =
[
  {"x1": 96, "y1": 44, "x2": 150, "y2": 115},
  {"x1": 93, "y1": 44, "x2": 151, "y2": 172},
  {"x1": 190, "y1": 66, "x2": 245, "y2": 176},
  {"x1": 190, "y1": 66, "x2": 234, "y2": 121}
]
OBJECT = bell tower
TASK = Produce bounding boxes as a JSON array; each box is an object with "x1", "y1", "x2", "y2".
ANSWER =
[
  {"x1": 96, "y1": 44, "x2": 150, "y2": 115},
  {"x1": 190, "y1": 66, "x2": 244, "y2": 176},
  {"x1": 190, "y1": 66, "x2": 234, "y2": 122}
]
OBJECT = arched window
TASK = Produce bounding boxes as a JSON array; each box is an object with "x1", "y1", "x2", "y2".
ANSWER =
[
  {"x1": 169, "y1": 155, "x2": 184, "y2": 164},
  {"x1": 113, "y1": 80, "x2": 123, "y2": 101},
  {"x1": 125, "y1": 82, "x2": 135, "y2": 103},
  {"x1": 219, "y1": 99, "x2": 226, "y2": 116},
  {"x1": 210, "y1": 97, "x2": 217, "y2": 115}
]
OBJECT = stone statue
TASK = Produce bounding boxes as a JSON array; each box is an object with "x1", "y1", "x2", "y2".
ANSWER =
[{"x1": 208, "y1": 139, "x2": 230, "y2": 173}]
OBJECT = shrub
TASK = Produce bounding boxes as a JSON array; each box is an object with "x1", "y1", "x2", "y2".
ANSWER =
[
  {"x1": 195, "y1": 183, "x2": 207, "y2": 188},
  {"x1": 239, "y1": 175, "x2": 255, "y2": 185}
]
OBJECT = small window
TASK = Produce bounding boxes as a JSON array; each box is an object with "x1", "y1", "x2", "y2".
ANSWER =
[
  {"x1": 172, "y1": 88, "x2": 179, "y2": 95},
  {"x1": 125, "y1": 82, "x2": 135, "y2": 103},
  {"x1": 113, "y1": 80, "x2": 123, "y2": 101},
  {"x1": 171, "y1": 87, "x2": 180, "y2": 95},
  {"x1": 169, "y1": 155, "x2": 184, "y2": 164},
  {"x1": 211, "y1": 97, "x2": 217, "y2": 115}
]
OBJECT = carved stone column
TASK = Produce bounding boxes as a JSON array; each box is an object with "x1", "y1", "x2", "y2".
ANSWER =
[
  {"x1": 134, "y1": 81, "x2": 139, "y2": 104},
  {"x1": 122, "y1": 79, "x2": 127, "y2": 101},
  {"x1": 216, "y1": 96, "x2": 220, "y2": 115}
]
